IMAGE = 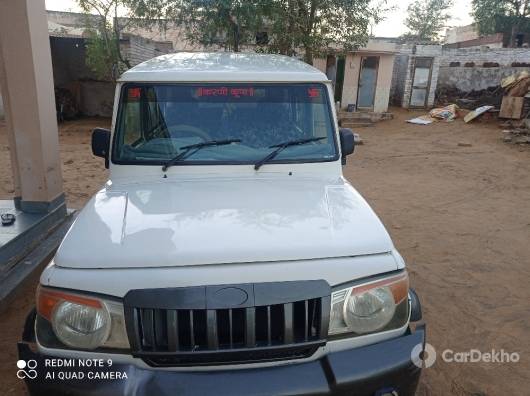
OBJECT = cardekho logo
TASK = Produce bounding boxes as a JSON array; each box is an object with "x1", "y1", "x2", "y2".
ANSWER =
[{"x1": 411, "y1": 343, "x2": 437, "y2": 368}]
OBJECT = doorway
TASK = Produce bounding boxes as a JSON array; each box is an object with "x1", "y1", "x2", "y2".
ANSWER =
[
  {"x1": 409, "y1": 57, "x2": 433, "y2": 108},
  {"x1": 356, "y1": 56, "x2": 379, "y2": 110},
  {"x1": 325, "y1": 55, "x2": 345, "y2": 104},
  {"x1": 334, "y1": 56, "x2": 345, "y2": 103}
]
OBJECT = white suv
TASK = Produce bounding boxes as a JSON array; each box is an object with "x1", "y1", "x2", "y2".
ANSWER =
[{"x1": 19, "y1": 52, "x2": 424, "y2": 396}]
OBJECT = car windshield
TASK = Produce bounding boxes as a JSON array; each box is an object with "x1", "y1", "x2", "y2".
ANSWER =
[{"x1": 112, "y1": 83, "x2": 338, "y2": 165}]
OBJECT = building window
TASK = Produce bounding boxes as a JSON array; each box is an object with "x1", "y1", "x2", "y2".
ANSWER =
[{"x1": 256, "y1": 32, "x2": 268, "y2": 45}]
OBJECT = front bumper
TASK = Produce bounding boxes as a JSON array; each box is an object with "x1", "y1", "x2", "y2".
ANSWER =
[{"x1": 19, "y1": 309, "x2": 425, "y2": 396}]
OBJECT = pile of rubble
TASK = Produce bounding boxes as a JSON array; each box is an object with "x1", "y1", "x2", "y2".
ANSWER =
[
  {"x1": 498, "y1": 72, "x2": 530, "y2": 145},
  {"x1": 434, "y1": 72, "x2": 530, "y2": 143},
  {"x1": 436, "y1": 71, "x2": 530, "y2": 118},
  {"x1": 435, "y1": 86, "x2": 502, "y2": 110},
  {"x1": 499, "y1": 72, "x2": 530, "y2": 119},
  {"x1": 501, "y1": 120, "x2": 530, "y2": 145},
  {"x1": 502, "y1": 128, "x2": 530, "y2": 144},
  {"x1": 501, "y1": 71, "x2": 530, "y2": 96}
]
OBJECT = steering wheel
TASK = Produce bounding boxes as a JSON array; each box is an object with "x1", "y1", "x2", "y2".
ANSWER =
[{"x1": 168, "y1": 124, "x2": 212, "y2": 141}]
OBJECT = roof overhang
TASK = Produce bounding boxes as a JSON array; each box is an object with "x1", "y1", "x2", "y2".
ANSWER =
[{"x1": 350, "y1": 49, "x2": 397, "y2": 55}]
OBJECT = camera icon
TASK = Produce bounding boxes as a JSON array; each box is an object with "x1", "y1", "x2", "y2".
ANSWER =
[{"x1": 16, "y1": 359, "x2": 38, "y2": 379}]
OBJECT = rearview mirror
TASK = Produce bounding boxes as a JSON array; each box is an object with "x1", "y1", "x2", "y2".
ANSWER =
[
  {"x1": 92, "y1": 128, "x2": 111, "y2": 168},
  {"x1": 339, "y1": 128, "x2": 355, "y2": 165}
]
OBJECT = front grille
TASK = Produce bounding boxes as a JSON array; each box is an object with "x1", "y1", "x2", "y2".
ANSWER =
[{"x1": 124, "y1": 281, "x2": 330, "y2": 366}]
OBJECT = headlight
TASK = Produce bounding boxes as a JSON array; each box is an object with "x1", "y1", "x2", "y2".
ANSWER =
[
  {"x1": 329, "y1": 271, "x2": 409, "y2": 336},
  {"x1": 52, "y1": 301, "x2": 110, "y2": 349},
  {"x1": 37, "y1": 286, "x2": 129, "y2": 350}
]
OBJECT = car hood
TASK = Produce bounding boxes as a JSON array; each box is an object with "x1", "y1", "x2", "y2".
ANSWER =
[{"x1": 55, "y1": 176, "x2": 395, "y2": 269}]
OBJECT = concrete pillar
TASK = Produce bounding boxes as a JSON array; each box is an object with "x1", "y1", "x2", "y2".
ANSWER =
[{"x1": 0, "y1": 0, "x2": 65, "y2": 213}]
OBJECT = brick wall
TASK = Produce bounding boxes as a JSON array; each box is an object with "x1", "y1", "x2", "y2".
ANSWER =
[
  {"x1": 445, "y1": 24, "x2": 478, "y2": 44},
  {"x1": 391, "y1": 45, "x2": 530, "y2": 107},
  {"x1": 47, "y1": 10, "x2": 100, "y2": 28},
  {"x1": 437, "y1": 47, "x2": 530, "y2": 93},
  {"x1": 121, "y1": 34, "x2": 174, "y2": 67},
  {"x1": 118, "y1": 18, "x2": 210, "y2": 52},
  {"x1": 437, "y1": 66, "x2": 530, "y2": 91},
  {"x1": 443, "y1": 33, "x2": 504, "y2": 49},
  {"x1": 439, "y1": 47, "x2": 530, "y2": 67}
]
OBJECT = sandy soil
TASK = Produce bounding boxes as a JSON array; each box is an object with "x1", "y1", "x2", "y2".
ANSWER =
[
  {"x1": 0, "y1": 108, "x2": 529, "y2": 395},
  {"x1": 0, "y1": 117, "x2": 110, "y2": 209}
]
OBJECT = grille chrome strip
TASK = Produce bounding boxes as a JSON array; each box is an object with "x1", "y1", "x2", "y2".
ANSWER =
[
  {"x1": 284, "y1": 302, "x2": 293, "y2": 344},
  {"x1": 266, "y1": 306, "x2": 272, "y2": 346},
  {"x1": 245, "y1": 307, "x2": 255, "y2": 348},
  {"x1": 167, "y1": 309, "x2": 178, "y2": 351},
  {"x1": 228, "y1": 309, "x2": 233, "y2": 348},
  {"x1": 304, "y1": 300, "x2": 309, "y2": 341},
  {"x1": 141, "y1": 309, "x2": 155, "y2": 349},
  {"x1": 206, "y1": 310, "x2": 218, "y2": 350}
]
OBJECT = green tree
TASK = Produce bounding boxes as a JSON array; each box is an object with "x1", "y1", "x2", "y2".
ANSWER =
[
  {"x1": 403, "y1": 0, "x2": 454, "y2": 43},
  {"x1": 128, "y1": 0, "x2": 387, "y2": 64},
  {"x1": 78, "y1": 0, "x2": 132, "y2": 81},
  {"x1": 129, "y1": 0, "x2": 265, "y2": 52},
  {"x1": 265, "y1": 0, "x2": 387, "y2": 64},
  {"x1": 472, "y1": 0, "x2": 530, "y2": 47}
]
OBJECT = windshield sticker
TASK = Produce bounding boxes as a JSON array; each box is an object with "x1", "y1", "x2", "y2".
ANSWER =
[
  {"x1": 308, "y1": 87, "x2": 320, "y2": 98},
  {"x1": 197, "y1": 87, "x2": 254, "y2": 98},
  {"x1": 230, "y1": 87, "x2": 254, "y2": 97},
  {"x1": 128, "y1": 88, "x2": 141, "y2": 100}
]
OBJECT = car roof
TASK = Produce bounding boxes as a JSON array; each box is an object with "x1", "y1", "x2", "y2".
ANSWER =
[{"x1": 119, "y1": 52, "x2": 328, "y2": 83}]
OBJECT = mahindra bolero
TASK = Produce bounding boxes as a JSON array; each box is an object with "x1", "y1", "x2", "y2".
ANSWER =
[{"x1": 19, "y1": 52, "x2": 425, "y2": 396}]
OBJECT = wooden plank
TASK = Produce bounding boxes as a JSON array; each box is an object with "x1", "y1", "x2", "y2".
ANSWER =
[
  {"x1": 499, "y1": 97, "x2": 524, "y2": 119},
  {"x1": 463, "y1": 105, "x2": 494, "y2": 123}
]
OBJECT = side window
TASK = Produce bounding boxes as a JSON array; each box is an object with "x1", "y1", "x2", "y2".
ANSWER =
[
  {"x1": 294, "y1": 100, "x2": 307, "y2": 133},
  {"x1": 123, "y1": 87, "x2": 166, "y2": 145},
  {"x1": 295, "y1": 101, "x2": 325, "y2": 138},
  {"x1": 292, "y1": 86, "x2": 329, "y2": 139},
  {"x1": 145, "y1": 95, "x2": 164, "y2": 133},
  {"x1": 311, "y1": 102, "x2": 328, "y2": 138},
  {"x1": 123, "y1": 101, "x2": 141, "y2": 145}
]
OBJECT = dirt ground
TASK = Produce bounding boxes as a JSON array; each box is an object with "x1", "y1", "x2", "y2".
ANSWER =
[
  {"x1": 0, "y1": 108, "x2": 529, "y2": 395},
  {"x1": 0, "y1": 117, "x2": 110, "y2": 209}
]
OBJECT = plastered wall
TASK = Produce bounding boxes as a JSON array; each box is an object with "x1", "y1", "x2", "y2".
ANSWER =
[{"x1": 340, "y1": 53, "x2": 394, "y2": 113}]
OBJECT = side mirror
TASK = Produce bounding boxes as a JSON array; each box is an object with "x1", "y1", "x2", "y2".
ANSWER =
[
  {"x1": 92, "y1": 128, "x2": 111, "y2": 168},
  {"x1": 339, "y1": 128, "x2": 355, "y2": 165}
]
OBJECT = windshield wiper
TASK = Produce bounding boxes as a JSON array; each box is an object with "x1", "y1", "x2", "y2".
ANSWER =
[
  {"x1": 254, "y1": 137, "x2": 326, "y2": 170},
  {"x1": 162, "y1": 139, "x2": 241, "y2": 171}
]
